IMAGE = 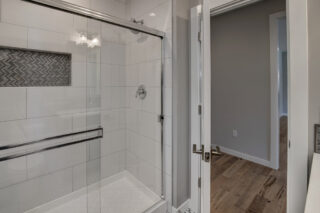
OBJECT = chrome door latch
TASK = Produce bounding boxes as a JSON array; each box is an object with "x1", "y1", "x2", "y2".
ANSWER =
[
  {"x1": 193, "y1": 145, "x2": 222, "y2": 162},
  {"x1": 204, "y1": 146, "x2": 222, "y2": 162}
]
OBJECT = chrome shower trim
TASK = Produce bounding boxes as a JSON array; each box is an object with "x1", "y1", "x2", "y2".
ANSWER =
[
  {"x1": 22, "y1": 0, "x2": 166, "y2": 38},
  {"x1": 160, "y1": 34, "x2": 166, "y2": 200},
  {"x1": 21, "y1": 0, "x2": 168, "y2": 203},
  {"x1": 0, "y1": 129, "x2": 103, "y2": 162},
  {"x1": 0, "y1": 127, "x2": 103, "y2": 151}
]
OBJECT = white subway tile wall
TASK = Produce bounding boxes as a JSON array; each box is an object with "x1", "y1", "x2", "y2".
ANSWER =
[
  {"x1": 0, "y1": 169, "x2": 73, "y2": 213},
  {"x1": 0, "y1": 23, "x2": 28, "y2": 48},
  {"x1": 0, "y1": 88, "x2": 27, "y2": 121},
  {"x1": 0, "y1": 0, "x2": 173, "y2": 212},
  {"x1": 0, "y1": 157, "x2": 28, "y2": 189},
  {"x1": 26, "y1": 143, "x2": 87, "y2": 179}
]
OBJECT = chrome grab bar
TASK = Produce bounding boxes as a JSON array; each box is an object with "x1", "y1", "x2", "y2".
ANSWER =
[{"x1": 0, "y1": 127, "x2": 103, "y2": 162}]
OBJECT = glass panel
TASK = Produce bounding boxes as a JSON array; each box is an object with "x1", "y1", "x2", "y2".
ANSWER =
[
  {"x1": 88, "y1": 20, "x2": 163, "y2": 213},
  {"x1": 0, "y1": 1, "x2": 162, "y2": 213}
]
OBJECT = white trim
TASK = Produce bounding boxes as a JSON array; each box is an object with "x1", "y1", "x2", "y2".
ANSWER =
[
  {"x1": 210, "y1": 0, "x2": 263, "y2": 16},
  {"x1": 201, "y1": 1, "x2": 212, "y2": 213},
  {"x1": 269, "y1": 11, "x2": 286, "y2": 170},
  {"x1": 189, "y1": 6, "x2": 202, "y2": 213},
  {"x1": 212, "y1": 144, "x2": 272, "y2": 168},
  {"x1": 286, "y1": 0, "x2": 309, "y2": 212},
  {"x1": 172, "y1": 199, "x2": 190, "y2": 213}
]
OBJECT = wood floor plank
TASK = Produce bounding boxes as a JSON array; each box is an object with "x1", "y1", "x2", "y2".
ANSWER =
[
  {"x1": 211, "y1": 116, "x2": 287, "y2": 213},
  {"x1": 222, "y1": 159, "x2": 246, "y2": 178},
  {"x1": 234, "y1": 173, "x2": 270, "y2": 210}
]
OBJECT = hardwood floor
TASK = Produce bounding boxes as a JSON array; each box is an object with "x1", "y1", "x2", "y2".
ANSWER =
[{"x1": 211, "y1": 116, "x2": 287, "y2": 213}]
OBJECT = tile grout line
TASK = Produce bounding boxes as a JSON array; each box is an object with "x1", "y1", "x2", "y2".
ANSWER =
[{"x1": 25, "y1": 87, "x2": 29, "y2": 179}]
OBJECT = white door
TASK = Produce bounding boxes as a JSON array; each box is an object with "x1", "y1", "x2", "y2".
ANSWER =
[
  {"x1": 190, "y1": 0, "x2": 309, "y2": 213},
  {"x1": 190, "y1": 2, "x2": 212, "y2": 213},
  {"x1": 190, "y1": 5, "x2": 202, "y2": 213},
  {"x1": 200, "y1": 1, "x2": 212, "y2": 212}
]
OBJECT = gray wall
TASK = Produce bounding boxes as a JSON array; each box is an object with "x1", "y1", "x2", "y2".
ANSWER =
[
  {"x1": 211, "y1": 0, "x2": 285, "y2": 161},
  {"x1": 308, "y1": 0, "x2": 320, "y2": 170},
  {"x1": 172, "y1": 0, "x2": 201, "y2": 208},
  {"x1": 172, "y1": 15, "x2": 190, "y2": 209}
]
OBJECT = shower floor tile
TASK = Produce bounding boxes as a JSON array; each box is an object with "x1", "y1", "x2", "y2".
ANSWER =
[{"x1": 25, "y1": 171, "x2": 161, "y2": 213}]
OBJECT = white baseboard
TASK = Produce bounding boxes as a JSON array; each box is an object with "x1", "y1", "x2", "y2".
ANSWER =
[
  {"x1": 172, "y1": 199, "x2": 190, "y2": 213},
  {"x1": 212, "y1": 144, "x2": 272, "y2": 168}
]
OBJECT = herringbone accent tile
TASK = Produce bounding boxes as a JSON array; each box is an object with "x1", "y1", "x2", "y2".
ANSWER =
[{"x1": 0, "y1": 47, "x2": 71, "y2": 87}]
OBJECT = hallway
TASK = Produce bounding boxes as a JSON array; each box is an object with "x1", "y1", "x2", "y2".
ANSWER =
[{"x1": 211, "y1": 117, "x2": 287, "y2": 213}]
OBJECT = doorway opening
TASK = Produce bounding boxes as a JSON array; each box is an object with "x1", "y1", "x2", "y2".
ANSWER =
[{"x1": 210, "y1": 0, "x2": 288, "y2": 212}]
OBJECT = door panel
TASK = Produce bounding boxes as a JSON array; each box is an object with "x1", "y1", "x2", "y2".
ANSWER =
[{"x1": 190, "y1": 5, "x2": 202, "y2": 213}]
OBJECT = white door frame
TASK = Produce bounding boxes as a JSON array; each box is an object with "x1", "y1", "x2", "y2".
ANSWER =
[
  {"x1": 190, "y1": 5, "x2": 202, "y2": 213},
  {"x1": 201, "y1": 0, "x2": 309, "y2": 213},
  {"x1": 270, "y1": 11, "x2": 286, "y2": 170},
  {"x1": 201, "y1": 1, "x2": 212, "y2": 213}
]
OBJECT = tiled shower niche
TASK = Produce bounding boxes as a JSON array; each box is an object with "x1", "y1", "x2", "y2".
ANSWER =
[{"x1": 0, "y1": 47, "x2": 71, "y2": 87}]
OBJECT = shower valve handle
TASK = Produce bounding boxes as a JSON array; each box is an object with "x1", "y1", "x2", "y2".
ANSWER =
[{"x1": 136, "y1": 85, "x2": 147, "y2": 99}]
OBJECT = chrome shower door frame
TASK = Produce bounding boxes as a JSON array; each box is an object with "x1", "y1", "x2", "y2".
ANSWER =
[{"x1": 21, "y1": 0, "x2": 167, "y2": 203}]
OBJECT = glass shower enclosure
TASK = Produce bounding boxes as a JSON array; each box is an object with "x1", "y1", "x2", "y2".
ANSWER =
[{"x1": 0, "y1": 0, "x2": 165, "y2": 212}]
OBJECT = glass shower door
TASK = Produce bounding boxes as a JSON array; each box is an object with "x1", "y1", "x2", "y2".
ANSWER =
[{"x1": 88, "y1": 20, "x2": 164, "y2": 213}]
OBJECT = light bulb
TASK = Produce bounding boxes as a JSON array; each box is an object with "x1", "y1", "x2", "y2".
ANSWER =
[
  {"x1": 80, "y1": 35, "x2": 87, "y2": 42},
  {"x1": 87, "y1": 37, "x2": 100, "y2": 48},
  {"x1": 92, "y1": 38, "x2": 99, "y2": 44}
]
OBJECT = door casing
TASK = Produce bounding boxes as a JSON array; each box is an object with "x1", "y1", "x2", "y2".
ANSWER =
[{"x1": 194, "y1": 0, "x2": 309, "y2": 213}]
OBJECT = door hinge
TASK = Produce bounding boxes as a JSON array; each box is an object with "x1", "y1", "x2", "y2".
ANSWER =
[
  {"x1": 158, "y1": 114, "x2": 164, "y2": 123},
  {"x1": 198, "y1": 31, "x2": 202, "y2": 42},
  {"x1": 198, "y1": 105, "x2": 202, "y2": 115},
  {"x1": 198, "y1": 177, "x2": 201, "y2": 188},
  {"x1": 288, "y1": 140, "x2": 291, "y2": 149}
]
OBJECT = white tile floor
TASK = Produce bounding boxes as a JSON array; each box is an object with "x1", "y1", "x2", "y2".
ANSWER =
[{"x1": 25, "y1": 171, "x2": 161, "y2": 213}]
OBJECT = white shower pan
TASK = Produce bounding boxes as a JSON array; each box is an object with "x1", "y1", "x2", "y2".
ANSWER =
[{"x1": 25, "y1": 171, "x2": 163, "y2": 213}]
